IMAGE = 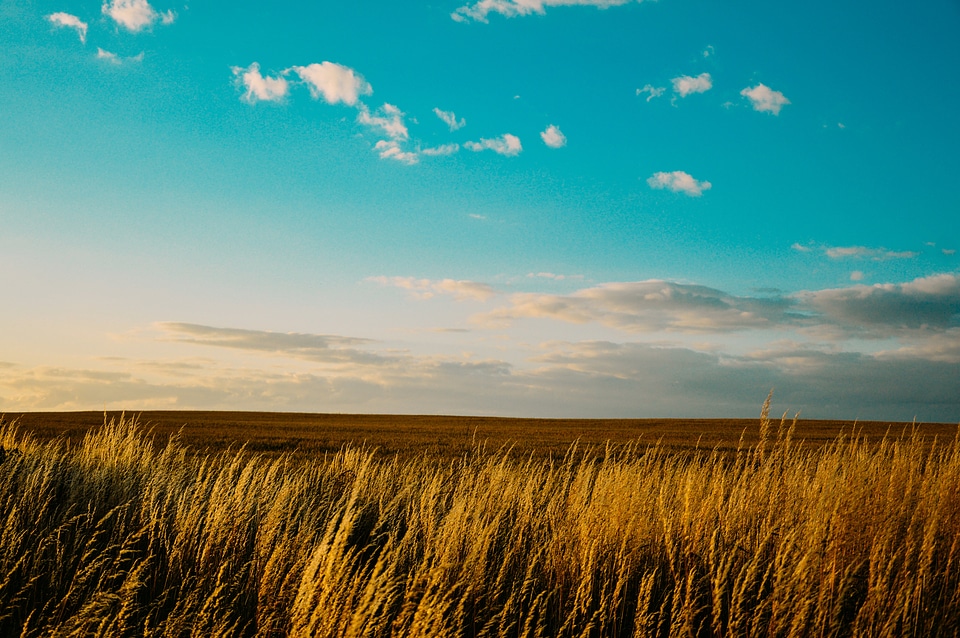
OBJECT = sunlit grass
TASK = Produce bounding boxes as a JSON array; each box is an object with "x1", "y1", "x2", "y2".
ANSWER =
[{"x1": 1, "y1": 399, "x2": 959, "y2": 636}]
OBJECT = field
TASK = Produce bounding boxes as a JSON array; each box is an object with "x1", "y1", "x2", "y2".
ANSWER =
[
  {"x1": 6, "y1": 409, "x2": 955, "y2": 459},
  {"x1": 1, "y1": 403, "x2": 959, "y2": 636}
]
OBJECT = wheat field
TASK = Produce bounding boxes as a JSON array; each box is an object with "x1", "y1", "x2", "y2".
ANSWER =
[{"x1": 1, "y1": 400, "x2": 959, "y2": 637}]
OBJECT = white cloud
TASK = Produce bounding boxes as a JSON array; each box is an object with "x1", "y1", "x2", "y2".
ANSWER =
[
  {"x1": 452, "y1": 0, "x2": 640, "y2": 23},
  {"x1": 671, "y1": 73, "x2": 712, "y2": 97},
  {"x1": 291, "y1": 62, "x2": 372, "y2": 106},
  {"x1": 740, "y1": 83, "x2": 790, "y2": 115},
  {"x1": 157, "y1": 323, "x2": 384, "y2": 364},
  {"x1": 97, "y1": 48, "x2": 121, "y2": 63},
  {"x1": 791, "y1": 243, "x2": 813, "y2": 253},
  {"x1": 47, "y1": 12, "x2": 88, "y2": 43},
  {"x1": 823, "y1": 246, "x2": 919, "y2": 261},
  {"x1": 636, "y1": 84, "x2": 665, "y2": 102},
  {"x1": 369, "y1": 276, "x2": 497, "y2": 302},
  {"x1": 647, "y1": 171, "x2": 712, "y2": 197},
  {"x1": 374, "y1": 140, "x2": 418, "y2": 165},
  {"x1": 464, "y1": 133, "x2": 522, "y2": 156},
  {"x1": 434, "y1": 108, "x2": 466, "y2": 131},
  {"x1": 702, "y1": 45, "x2": 715, "y2": 58},
  {"x1": 357, "y1": 103, "x2": 409, "y2": 141},
  {"x1": 96, "y1": 48, "x2": 144, "y2": 64},
  {"x1": 476, "y1": 280, "x2": 792, "y2": 333},
  {"x1": 801, "y1": 274, "x2": 960, "y2": 334},
  {"x1": 421, "y1": 143, "x2": 460, "y2": 156},
  {"x1": 231, "y1": 63, "x2": 289, "y2": 104},
  {"x1": 540, "y1": 124, "x2": 566, "y2": 148},
  {"x1": 944, "y1": 249, "x2": 957, "y2": 256},
  {"x1": 850, "y1": 271, "x2": 864, "y2": 281},
  {"x1": 101, "y1": 0, "x2": 170, "y2": 32},
  {"x1": 526, "y1": 272, "x2": 583, "y2": 281}
]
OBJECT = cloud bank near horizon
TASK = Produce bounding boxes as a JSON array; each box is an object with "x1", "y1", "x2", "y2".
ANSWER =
[{"x1": 1, "y1": 274, "x2": 956, "y2": 421}]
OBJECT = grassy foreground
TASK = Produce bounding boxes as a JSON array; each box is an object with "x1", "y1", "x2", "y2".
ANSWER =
[{"x1": 1, "y1": 403, "x2": 959, "y2": 637}]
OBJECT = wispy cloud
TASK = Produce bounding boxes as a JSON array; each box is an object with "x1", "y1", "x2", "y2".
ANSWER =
[
  {"x1": 465, "y1": 133, "x2": 522, "y2": 156},
  {"x1": 647, "y1": 171, "x2": 712, "y2": 197},
  {"x1": 421, "y1": 143, "x2": 460, "y2": 156},
  {"x1": 47, "y1": 12, "x2": 87, "y2": 43},
  {"x1": 636, "y1": 84, "x2": 665, "y2": 102},
  {"x1": 291, "y1": 62, "x2": 372, "y2": 106},
  {"x1": 101, "y1": 0, "x2": 174, "y2": 32},
  {"x1": 434, "y1": 108, "x2": 466, "y2": 131},
  {"x1": 96, "y1": 48, "x2": 143, "y2": 65},
  {"x1": 359, "y1": 104, "x2": 417, "y2": 163},
  {"x1": 476, "y1": 280, "x2": 793, "y2": 333},
  {"x1": 157, "y1": 322, "x2": 387, "y2": 365},
  {"x1": 526, "y1": 272, "x2": 584, "y2": 281},
  {"x1": 823, "y1": 245, "x2": 919, "y2": 261},
  {"x1": 741, "y1": 83, "x2": 790, "y2": 115},
  {"x1": 452, "y1": 0, "x2": 642, "y2": 23},
  {"x1": 374, "y1": 140, "x2": 418, "y2": 164},
  {"x1": 540, "y1": 124, "x2": 566, "y2": 148},
  {"x1": 231, "y1": 63, "x2": 289, "y2": 104},
  {"x1": 368, "y1": 276, "x2": 498, "y2": 302},
  {"x1": 357, "y1": 103, "x2": 409, "y2": 141},
  {"x1": 671, "y1": 73, "x2": 712, "y2": 97}
]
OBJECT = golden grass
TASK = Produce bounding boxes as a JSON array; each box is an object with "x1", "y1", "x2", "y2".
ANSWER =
[{"x1": 1, "y1": 401, "x2": 959, "y2": 636}]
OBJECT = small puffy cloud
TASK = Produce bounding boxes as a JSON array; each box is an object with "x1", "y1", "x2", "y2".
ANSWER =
[
  {"x1": 434, "y1": 108, "x2": 465, "y2": 131},
  {"x1": 540, "y1": 124, "x2": 566, "y2": 148},
  {"x1": 421, "y1": 143, "x2": 460, "y2": 156},
  {"x1": 702, "y1": 45, "x2": 715, "y2": 58},
  {"x1": 291, "y1": 62, "x2": 371, "y2": 106},
  {"x1": 791, "y1": 243, "x2": 813, "y2": 253},
  {"x1": 850, "y1": 271, "x2": 864, "y2": 281},
  {"x1": 452, "y1": 0, "x2": 638, "y2": 22},
  {"x1": 357, "y1": 103, "x2": 409, "y2": 141},
  {"x1": 945, "y1": 249, "x2": 957, "y2": 256},
  {"x1": 369, "y1": 276, "x2": 497, "y2": 302},
  {"x1": 671, "y1": 73, "x2": 712, "y2": 97},
  {"x1": 647, "y1": 171, "x2": 712, "y2": 197},
  {"x1": 101, "y1": 0, "x2": 170, "y2": 32},
  {"x1": 636, "y1": 84, "x2": 665, "y2": 102},
  {"x1": 740, "y1": 83, "x2": 790, "y2": 115},
  {"x1": 824, "y1": 245, "x2": 919, "y2": 261},
  {"x1": 48, "y1": 12, "x2": 88, "y2": 43},
  {"x1": 231, "y1": 62, "x2": 289, "y2": 104},
  {"x1": 374, "y1": 140, "x2": 418, "y2": 165},
  {"x1": 464, "y1": 133, "x2": 522, "y2": 156}
]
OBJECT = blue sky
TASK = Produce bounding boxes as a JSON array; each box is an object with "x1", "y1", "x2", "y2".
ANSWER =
[{"x1": 1, "y1": 0, "x2": 958, "y2": 420}]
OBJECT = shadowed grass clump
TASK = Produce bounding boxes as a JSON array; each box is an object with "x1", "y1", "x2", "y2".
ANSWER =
[{"x1": 0, "y1": 402, "x2": 959, "y2": 636}]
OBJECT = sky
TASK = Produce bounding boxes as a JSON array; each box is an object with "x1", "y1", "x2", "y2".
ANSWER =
[{"x1": 1, "y1": 0, "x2": 959, "y2": 421}]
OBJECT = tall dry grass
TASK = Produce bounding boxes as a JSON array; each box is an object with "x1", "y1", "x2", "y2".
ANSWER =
[{"x1": 0, "y1": 401, "x2": 959, "y2": 637}]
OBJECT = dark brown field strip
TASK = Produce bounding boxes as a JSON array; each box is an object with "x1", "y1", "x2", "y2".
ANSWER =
[{"x1": 3, "y1": 411, "x2": 957, "y2": 459}]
